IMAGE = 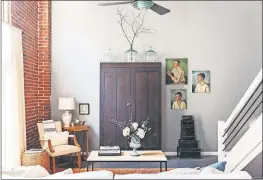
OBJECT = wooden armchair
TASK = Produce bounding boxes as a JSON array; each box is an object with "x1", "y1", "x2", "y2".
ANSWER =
[{"x1": 37, "y1": 121, "x2": 81, "y2": 174}]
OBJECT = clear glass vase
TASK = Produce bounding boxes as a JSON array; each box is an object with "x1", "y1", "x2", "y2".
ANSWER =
[
  {"x1": 125, "y1": 48, "x2": 139, "y2": 62},
  {"x1": 103, "y1": 48, "x2": 116, "y2": 62},
  {"x1": 129, "y1": 135, "x2": 141, "y2": 156},
  {"x1": 145, "y1": 46, "x2": 158, "y2": 62}
]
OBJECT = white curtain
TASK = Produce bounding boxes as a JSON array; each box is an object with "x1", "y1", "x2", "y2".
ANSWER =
[{"x1": 2, "y1": 22, "x2": 26, "y2": 168}]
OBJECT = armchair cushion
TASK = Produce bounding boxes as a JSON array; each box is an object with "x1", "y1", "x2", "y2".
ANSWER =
[{"x1": 46, "y1": 145, "x2": 81, "y2": 157}]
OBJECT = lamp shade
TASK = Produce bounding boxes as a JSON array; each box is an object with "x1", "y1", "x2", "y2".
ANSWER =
[{"x1": 58, "y1": 97, "x2": 75, "y2": 110}]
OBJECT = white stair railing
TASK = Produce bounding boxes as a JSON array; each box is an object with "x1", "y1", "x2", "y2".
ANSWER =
[
  {"x1": 218, "y1": 68, "x2": 262, "y2": 172},
  {"x1": 225, "y1": 68, "x2": 262, "y2": 129}
]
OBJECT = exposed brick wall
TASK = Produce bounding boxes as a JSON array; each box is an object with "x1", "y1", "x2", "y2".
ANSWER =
[
  {"x1": 38, "y1": 1, "x2": 52, "y2": 123},
  {"x1": 11, "y1": 1, "x2": 51, "y2": 149}
]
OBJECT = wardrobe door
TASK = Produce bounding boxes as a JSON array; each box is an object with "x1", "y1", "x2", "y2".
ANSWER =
[
  {"x1": 131, "y1": 63, "x2": 161, "y2": 150},
  {"x1": 100, "y1": 65, "x2": 131, "y2": 148}
]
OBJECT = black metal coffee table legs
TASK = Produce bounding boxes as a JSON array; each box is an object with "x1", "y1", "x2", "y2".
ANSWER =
[
  {"x1": 87, "y1": 162, "x2": 94, "y2": 172},
  {"x1": 160, "y1": 161, "x2": 168, "y2": 172}
]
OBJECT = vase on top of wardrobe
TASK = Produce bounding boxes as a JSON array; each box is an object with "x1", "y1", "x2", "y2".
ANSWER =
[
  {"x1": 103, "y1": 48, "x2": 117, "y2": 62},
  {"x1": 145, "y1": 46, "x2": 158, "y2": 62}
]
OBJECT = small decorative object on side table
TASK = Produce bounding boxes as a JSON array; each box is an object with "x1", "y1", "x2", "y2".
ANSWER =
[
  {"x1": 63, "y1": 125, "x2": 90, "y2": 161},
  {"x1": 80, "y1": 121, "x2": 85, "y2": 126}
]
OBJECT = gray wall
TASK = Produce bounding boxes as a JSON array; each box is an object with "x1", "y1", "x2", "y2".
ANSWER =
[{"x1": 51, "y1": 1, "x2": 262, "y2": 152}]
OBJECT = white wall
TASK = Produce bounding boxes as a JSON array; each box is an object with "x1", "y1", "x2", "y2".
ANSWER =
[{"x1": 51, "y1": 1, "x2": 262, "y2": 152}]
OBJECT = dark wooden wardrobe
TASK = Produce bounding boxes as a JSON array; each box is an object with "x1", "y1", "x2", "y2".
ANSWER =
[{"x1": 100, "y1": 63, "x2": 162, "y2": 150}]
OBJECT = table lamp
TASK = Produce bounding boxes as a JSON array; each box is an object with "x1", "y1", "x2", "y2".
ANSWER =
[{"x1": 58, "y1": 97, "x2": 76, "y2": 127}]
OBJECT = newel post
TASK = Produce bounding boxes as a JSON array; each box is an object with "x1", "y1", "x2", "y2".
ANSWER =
[{"x1": 218, "y1": 120, "x2": 227, "y2": 162}]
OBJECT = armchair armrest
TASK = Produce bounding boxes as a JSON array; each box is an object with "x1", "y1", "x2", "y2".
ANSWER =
[
  {"x1": 68, "y1": 135, "x2": 81, "y2": 148},
  {"x1": 48, "y1": 139, "x2": 55, "y2": 153},
  {"x1": 39, "y1": 137, "x2": 55, "y2": 153}
]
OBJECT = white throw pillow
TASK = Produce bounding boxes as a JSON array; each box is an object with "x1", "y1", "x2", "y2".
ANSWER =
[
  {"x1": 43, "y1": 131, "x2": 69, "y2": 149},
  {"x1": 199, "y1": 166, "x2": 224, "y2": 175}
]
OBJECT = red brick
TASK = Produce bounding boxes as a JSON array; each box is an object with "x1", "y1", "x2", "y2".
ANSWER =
[{"x1": 11, "y1": 1, "x2": 51, "y2": 150}]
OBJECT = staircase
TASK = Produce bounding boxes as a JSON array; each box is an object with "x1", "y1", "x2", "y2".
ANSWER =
[{"x1": 218, "y1": 68, "x2": 262, "y2": 173}]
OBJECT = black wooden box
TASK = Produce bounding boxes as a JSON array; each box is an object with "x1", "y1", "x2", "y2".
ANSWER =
[
  {"x1": 181, "y1": 120, "x2": 194, "y2": 125},
  {"x1": 181, "y1": 131, "x2": 195, "y2": 136},
  {"x1": 177, "y1": 115, "x2": 201, "y2": 158},
  {"x1": 181, "y1": 125, "x2": 195, "y2": 134},
  {"x1": 181, "y1": 124, "x2": 195, "y2": 128},
  {"x1": 178, "y1": 139, "x2": 199, "y2": 148},
  {"x1": 180, "y1": 135, "x2": 196, "y2": 140},
  {"x1": 177, "y1": 147, "x2": 201, "y2": 158},
  {"x1": 182, "y1": 115, "x2": 193, "y2": 121}
]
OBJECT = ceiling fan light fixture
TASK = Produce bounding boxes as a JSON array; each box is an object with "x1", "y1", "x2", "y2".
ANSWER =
[{"x1": 132, "y1": 1, "x2": 154, "y2": 10}]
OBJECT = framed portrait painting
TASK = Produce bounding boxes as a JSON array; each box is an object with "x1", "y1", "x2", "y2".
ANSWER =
[
  {"x1": 192, "y1": 71, "x2": 210, "y2": 93},
  {"x1": 171, "y1": 89, "x2": 187, "y2": 110},
  {"x1": 165, "y1": 58, "x2": 188, "y2": 85}
]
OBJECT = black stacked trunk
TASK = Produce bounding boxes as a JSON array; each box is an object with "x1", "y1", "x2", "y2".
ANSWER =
[{"x1": 177, "y1": 115, "x2": 201, "y2": 158}]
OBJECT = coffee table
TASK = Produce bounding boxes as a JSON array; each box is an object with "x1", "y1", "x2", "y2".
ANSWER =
[{"x1": 87, "y1": 150, "x2": 167, "y2": 172}]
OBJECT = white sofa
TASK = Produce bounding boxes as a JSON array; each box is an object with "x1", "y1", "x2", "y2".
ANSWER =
[
  {"x1": 1, "y1": 166, "x2": 113, "y2": 179},
  {"x1": 1, "y1": 166, "x2": 252, "y2": 179},
  {"x1": 115, "y1": 170, "x2": 252, "y2": 179}
]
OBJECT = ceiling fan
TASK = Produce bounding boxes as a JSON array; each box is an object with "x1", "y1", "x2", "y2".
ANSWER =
[{"x1": 98, "y1": 0, "x2": 171, "y2": 15}]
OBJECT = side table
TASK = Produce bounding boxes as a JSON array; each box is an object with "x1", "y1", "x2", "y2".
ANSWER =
[{"x1": 63, "y1": 125, "x2": 90, "y2": 161}]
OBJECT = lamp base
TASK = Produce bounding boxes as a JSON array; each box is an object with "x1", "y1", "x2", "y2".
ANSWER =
[{"x1": 62, "y1": 111, "x2": 72, "y2": 127}]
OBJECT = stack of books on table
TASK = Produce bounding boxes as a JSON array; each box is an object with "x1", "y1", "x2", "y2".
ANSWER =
[
  {"x1": 25, "y1": 148, "x2": 44, "y2": 154},
  {"x1": 98, "y1": 146, "x2": 121, "y2": 156}
]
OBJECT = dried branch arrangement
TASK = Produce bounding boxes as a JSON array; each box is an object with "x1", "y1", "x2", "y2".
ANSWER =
[{"x1": 117, "y1": 7, "x2": 156, "y2": 61}]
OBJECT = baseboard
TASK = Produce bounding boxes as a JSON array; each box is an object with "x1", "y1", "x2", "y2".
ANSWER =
[
  {"x1": 82, "y1": 152, "x2": 217, "y2": 156},
  {"x1": 164, "y1": 152, "x2": 218, "y2": 156}
]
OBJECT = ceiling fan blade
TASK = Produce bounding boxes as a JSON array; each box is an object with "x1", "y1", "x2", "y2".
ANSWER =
[
  {"x1": 150, "y1": 3, "x2": 170, "y2": 15},
  {"x1": 98, "y1": 1, "x2": 132, "y2": 6}
]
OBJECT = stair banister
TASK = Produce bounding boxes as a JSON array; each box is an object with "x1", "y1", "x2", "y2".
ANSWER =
[{"x1": 224, "y1": 68, "x2": 262, "y2": 130}]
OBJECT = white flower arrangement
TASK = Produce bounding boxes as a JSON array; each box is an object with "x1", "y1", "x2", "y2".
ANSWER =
[
  {"x1": 132, "y1": 122, "x2": 138, "y2": 130},
  {"x1": 136, "y1": 128, "x2": 145, "y2": 139},
  {"x1": 123, "y1": 127, "x2": 130, "y2": 137},
  {"x1": 110, "y1": 103, "x2": 151, "y2": 141}
]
